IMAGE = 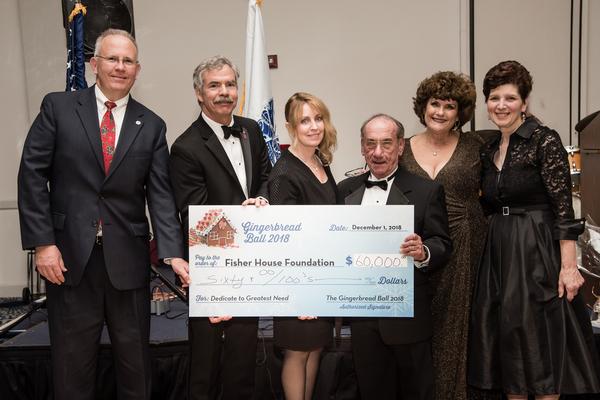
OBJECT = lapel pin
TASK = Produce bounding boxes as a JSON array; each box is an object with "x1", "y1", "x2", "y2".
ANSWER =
[{"x1": 135, "y1": 120, "x2": 141, "y2": 125}]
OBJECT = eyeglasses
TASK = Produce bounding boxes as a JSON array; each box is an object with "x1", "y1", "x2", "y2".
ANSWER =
[
  {"x1": 95, "y1": 55, "x2": 138, "y2": 67},
  {"x1": 363, "y1": 139, "x2": 396, "y2": 151}
]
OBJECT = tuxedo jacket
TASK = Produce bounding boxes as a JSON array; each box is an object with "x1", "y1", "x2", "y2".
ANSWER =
[
  {"x1": 169, "y1": 114, "x2": 271, "y2": 237},
  {"x1": 337, "y1": 167, "x2": 452, "y2": 344},
  {"x1": 18, "y1": 86, "x2": 184, "y2": 290}
]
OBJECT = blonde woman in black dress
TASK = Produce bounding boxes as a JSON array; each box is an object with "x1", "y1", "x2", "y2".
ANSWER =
[{"x1": 268, "y1": 92, "x2": 337, "y2": 400}]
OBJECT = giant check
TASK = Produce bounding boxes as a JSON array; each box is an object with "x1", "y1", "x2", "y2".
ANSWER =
[{"x1": 188, "y1": 205, "x2": 414, "y2": 317}]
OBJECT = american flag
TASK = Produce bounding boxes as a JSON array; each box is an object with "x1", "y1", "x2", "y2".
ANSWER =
[{"x1": 65, "y1": 3, "x2": 88, "y2": 91}]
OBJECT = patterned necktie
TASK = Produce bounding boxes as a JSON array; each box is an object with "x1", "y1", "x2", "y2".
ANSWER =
[{"x1": 100, "y1": 101, "x2": 117, "y2": 174}]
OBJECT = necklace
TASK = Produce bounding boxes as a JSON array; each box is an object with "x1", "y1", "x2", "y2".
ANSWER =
[
  {"x1": 291, "y1": 148, "x2": 321, "y2": 171},
  {"x1": 424, "y1": 131, "x2": 457, "y2": 157},
  {"x1": 429, "y1": 140, "x2": 440, "y2": 156}
]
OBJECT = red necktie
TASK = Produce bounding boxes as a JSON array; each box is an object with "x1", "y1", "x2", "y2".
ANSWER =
[{"x1": 100, "y1": 101, "x2": 117, "y2": 174}]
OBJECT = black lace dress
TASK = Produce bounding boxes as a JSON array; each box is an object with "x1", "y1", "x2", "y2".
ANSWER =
[
  {"x1": 468, "y1": 118, "x2": 600, "y2": 395},
  {"x1": 268, "y1": 149, "x2": 337, "y2": 350}
]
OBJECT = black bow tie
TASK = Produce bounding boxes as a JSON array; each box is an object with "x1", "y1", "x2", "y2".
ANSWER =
[
  {"x1": 222, "y1": 125, "x2": 242, "y2": 139},
  {"x1": 365, "y1": 179, "x2": 388, "y2": 191}
]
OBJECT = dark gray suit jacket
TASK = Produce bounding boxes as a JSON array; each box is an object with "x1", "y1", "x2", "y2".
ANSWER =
[
  {"x1": 337, "y1": 166, "x2": 452, "y2": 344},
  {"x1": 18, "y1": 86, "x2": 184, "y2": 290}
]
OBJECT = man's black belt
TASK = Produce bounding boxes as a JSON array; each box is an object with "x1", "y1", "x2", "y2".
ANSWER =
[{"x1": 494, "y1": 204, "x2": 552, "y2": 216}]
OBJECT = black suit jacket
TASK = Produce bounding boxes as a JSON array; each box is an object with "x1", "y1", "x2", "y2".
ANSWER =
[
  {"x1": 18, "y1": 86, "x2": 184, "y2": 290},
  {"x1": 169, "y1": 114, "x2": 269, "y2": 400},
  {"x1": 169, "y1": 114, "x2": 271, "y2": 238},
  {"x1": 337, "y1": 167, "x2": 451, "y2": 344}
]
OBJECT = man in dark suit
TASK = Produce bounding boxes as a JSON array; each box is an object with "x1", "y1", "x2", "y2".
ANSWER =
[
  {"x1": 338, "y1": 114, "x2": 451, "y2": 400},
  {"x1": 169, "y1": 56, "x2": 271, "y2": 400},
  {"x1": 17, "y1": 29, "x2": 189, "y2": 400}
]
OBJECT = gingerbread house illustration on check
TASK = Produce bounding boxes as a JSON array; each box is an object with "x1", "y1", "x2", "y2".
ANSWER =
[{"x1": 189, "y1": 209, "x2": 237, "y2": 248}]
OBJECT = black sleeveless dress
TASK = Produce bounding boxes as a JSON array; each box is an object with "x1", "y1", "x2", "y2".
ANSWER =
[
  {"x1": 468, "y1": 118, "x2": 600, "y2": 395},
  {"x1": 267, "y1": 149, "x2": 337, "y2": 350}
]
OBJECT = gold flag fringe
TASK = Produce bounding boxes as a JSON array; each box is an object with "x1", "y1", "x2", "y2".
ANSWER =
[{"x1": 68, "y1": 3, "x2": 87, "y2": 23}]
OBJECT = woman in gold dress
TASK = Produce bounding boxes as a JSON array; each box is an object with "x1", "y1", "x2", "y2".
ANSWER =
[{"x1": 401, "y1": 71, "x2": 486, "y2": 400}]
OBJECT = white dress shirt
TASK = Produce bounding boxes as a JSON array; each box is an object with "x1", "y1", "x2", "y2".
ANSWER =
[
  {"x1": 202, "y1": 113, "x2": 248, "y2": 199},
  {"x1": 360, "y1": 169, "x2": 397, "y2": 205},
  {"x1": 361, "y1": 168, "x2": 430, "y2": 268}
]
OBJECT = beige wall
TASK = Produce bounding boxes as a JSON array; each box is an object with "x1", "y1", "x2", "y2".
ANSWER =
[
  {"x1": 17, "y1": 0, "x2": 469, "y2": 179},
  {"x1": 473, "y1": 0, "x2": 599, "y2": 144},
  {"x1": 0, "y1": 0, "x2": 29, "y2": 203},
  {"x1": 473, "y1": 0, "x2": 572, "y2": 139},
  {"x1": 0, "y1": 0, "x2": 30, "y2": 296},
  {"x1": 1, "y1": 0, "x2": 598, "y2": 295}
]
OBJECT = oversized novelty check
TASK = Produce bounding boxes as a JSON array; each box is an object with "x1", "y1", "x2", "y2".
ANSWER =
[{"x1": 188, "y1": 205, "x2": 414, "y2": 317}]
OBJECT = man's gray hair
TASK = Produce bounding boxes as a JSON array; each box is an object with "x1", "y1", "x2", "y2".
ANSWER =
[
  {"x1": 94, "y1": 29, "x2": 138, "y2": 56},
  {"x1": 193, "y1": 56, "x2": 240, "y2": 91},
  {"x1": 360, "y1": 113, "x2": 405, "y2": 139}
]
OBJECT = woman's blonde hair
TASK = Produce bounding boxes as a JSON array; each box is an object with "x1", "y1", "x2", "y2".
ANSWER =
[{"x1": 284, "y1": 92, "x2": 337, "y2": 165}]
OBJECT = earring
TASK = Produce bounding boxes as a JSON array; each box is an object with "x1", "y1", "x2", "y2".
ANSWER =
[
  {"x1": 521, "y1": 112, "x2": 526, "y2": 122},
  {"x1": 453, "y1": 120, "x2": 460, "y2": 131}
]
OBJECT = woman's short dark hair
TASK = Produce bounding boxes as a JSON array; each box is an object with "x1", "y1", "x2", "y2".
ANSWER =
[
  {"x1": 482, "y1": 60, "x2": 533, "y2": 101},
  {"x1": 412, "y1": 71, "x2": 476, "y2": 129}
]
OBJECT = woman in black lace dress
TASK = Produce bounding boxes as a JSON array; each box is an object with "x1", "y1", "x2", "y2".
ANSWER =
[
  {"x1": 268, "y1": 92, "x2": 337, "y2": 400},
  {"x1": 468, "y1": 60, "x2": 600, "y2": 400}
]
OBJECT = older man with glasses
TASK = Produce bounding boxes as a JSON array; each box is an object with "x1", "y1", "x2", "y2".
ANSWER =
[{"x1": 337, "y1": 113, "x2": 451, "y2": 400}]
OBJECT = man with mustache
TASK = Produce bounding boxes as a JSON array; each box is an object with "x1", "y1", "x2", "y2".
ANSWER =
[{"x1": 169, "y1": 56, "x2": 271, "y2": 400}]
